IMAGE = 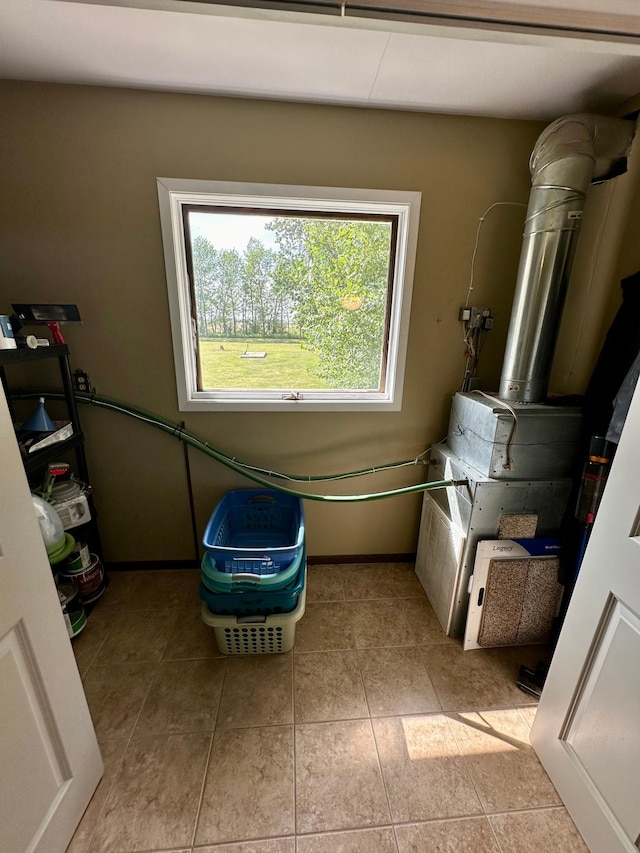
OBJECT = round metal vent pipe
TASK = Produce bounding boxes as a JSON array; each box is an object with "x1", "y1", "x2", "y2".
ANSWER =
[{"x1": 499, "y1": 113, "x2": 636, "y2": 403}]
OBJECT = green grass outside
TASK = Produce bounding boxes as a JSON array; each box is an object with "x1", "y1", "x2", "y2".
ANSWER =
[{"x1": 198, "y1": 338, "x2": 331, "y2": 389}]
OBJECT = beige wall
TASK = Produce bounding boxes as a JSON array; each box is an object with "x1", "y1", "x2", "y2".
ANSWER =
[{"x1": 1, "y1": 81, "x2": 629, "y2": 562}]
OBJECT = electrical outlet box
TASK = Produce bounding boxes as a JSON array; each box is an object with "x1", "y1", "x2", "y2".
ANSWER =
[
  {"x1": 459, "y1": 306, "x2": 491, "y2": 328},
  {"x1": 468, "y1": 307, "x2": 491, "y2": 329},
  {"x1": 73, "y1": 369, "x2": 93, "y2": 394}
]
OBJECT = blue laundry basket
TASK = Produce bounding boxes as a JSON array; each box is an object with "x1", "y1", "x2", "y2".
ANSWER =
[
  {"x1": 202, "y1": 489, "x2": 305, "y2": 575},
  {"x1": 199, "y1": 549, "x2": 306, "y2": 617},
  {"x1": 201, "y1": 542, "x2": 304, "y2": 593}
]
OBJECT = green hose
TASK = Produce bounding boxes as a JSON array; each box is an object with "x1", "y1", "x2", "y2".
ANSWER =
[{"x1": 18, "y1": 390, "x2": 467, "y2": 502}]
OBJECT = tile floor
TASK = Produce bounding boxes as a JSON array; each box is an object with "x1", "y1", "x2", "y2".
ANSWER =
[{"x1": 67, "y1": 563, "x2": 589, "y2": 853}]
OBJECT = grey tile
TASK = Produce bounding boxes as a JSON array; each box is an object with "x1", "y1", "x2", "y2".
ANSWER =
[
  {"x1": 294, "y1": 650, "x2": 368, "y2": 723},
  {"x1": 306, "y1": 564, "x2": 345, "y2": 603},
  {"x1": 66, "y1": 740, "x2": 127, "y2": 853},
  {"x1": 350, "y1": 599, "x2": 414, "y2": 648},
  {"x1": 124, "y1": 569, "x2": 200, "y2": 611},
  {"x1": 296, "y1": 827, "x2": 398, "y2": 853},
  {"x1": 401, "y1": 596, "x2": 454, "y2": 645},
  {"x1": 135, "y1": 658, "x2": 226, "y2": 735},
  {"x1": 71, "y1": 605, "x2": 115, "y2": 675},
  {"x1": 372, "y1": 715, "x2": 482, "y2": 823},
  {"x1": 94, "y1": 610, "x2": 178, "y2": 663},
  {"x1": 217, "y1": 654, "x2": 293, "y2": 729},
  {"x1": 482, "y1": 645, "x2": 550, "y2": 703},
  {"x1": 489, "y1": 808, "x2": 589, "y2": 852},
  {"x1": 68, "y1": 567, "x2": 570, "y2": 853},
  {"x1": 420, "y1": 643, "x2": 536, "y2": 711},
  {"x1": 196, "y1": 726, "x2": 295, "y2": 845},
  {"x1": 295, "y1": 719, "x2": 390, "y2": 833},
  {"x1": 194, "y1": 836, "x2": 296, "y2": 853},
  {"x1": 163, "y1": 607, "x2": 224, "y2": 660},
  {"x1": 97, "y1": 571, "x2": 141, "y2": 610},
  {"x1": 195, "y1": 840, "x2": 294, "y2": 852},
  {"x1": 395, "y1": 817, "x2": 500, "y2": 853},
  {"x1": 89, "y1": 732, "x2": 211, "y2": 852},
  {"x1": 295, "y1": 603, "x2": 355, "y2": 652},
  {"x1": 341, "y1": 564, "x2": 423, "y2": 600},
  {"x1": 358, "y1": 646, "x2": 441, "y2": 716},
  {"x1": 82, "y1": 662, "x2": 157, "y2": 740},
  {"x1": 448, "y1": 709, "x2": 561, "y2": 812},
  {"x1": 518, "y1": 705, "x2": 538, "y2": 730}
]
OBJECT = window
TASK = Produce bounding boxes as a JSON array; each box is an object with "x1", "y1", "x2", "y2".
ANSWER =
[{"x1": 157, "y1": 178, "x2": 420, "y2": 411}]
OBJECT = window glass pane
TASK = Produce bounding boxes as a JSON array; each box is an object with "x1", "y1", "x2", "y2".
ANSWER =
[{"x1": 184, "y1": 208, "x2": 396, "y2": 393}]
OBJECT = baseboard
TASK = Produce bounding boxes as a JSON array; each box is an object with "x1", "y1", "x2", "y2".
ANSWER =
[
  {"x1": 105, "y1": 559, "x2": 200, "y2": 571},
  {"x1": 306, "y1": 553, "x2": 416, "y2": 565},
  {"x1": 105, "y1": 554, "x2": 416, "y2": 571}
]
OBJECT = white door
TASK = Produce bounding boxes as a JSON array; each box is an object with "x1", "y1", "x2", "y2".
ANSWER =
[
  {"x1": 531, "y1": 378, "x2": 640, "y2": 853},
  {"x1": 0, "y1": 390, "x2": 103, "y2": 852}
]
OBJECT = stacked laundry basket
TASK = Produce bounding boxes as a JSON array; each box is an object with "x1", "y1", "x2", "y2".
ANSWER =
[{"x1": 200, "y1": 489, "x2": 306, "y2": 654}]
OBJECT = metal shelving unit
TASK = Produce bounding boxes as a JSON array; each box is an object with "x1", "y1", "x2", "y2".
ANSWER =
[{"x1": 0, "y1": 344, "x2": 103, "y2": 558}]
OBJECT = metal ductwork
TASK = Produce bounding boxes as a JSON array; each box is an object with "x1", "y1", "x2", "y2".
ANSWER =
[{"x1": 499, "y1": 113, "x2": 636, "y2": 403}]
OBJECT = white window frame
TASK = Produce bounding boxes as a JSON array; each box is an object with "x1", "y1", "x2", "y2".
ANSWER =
[{"x1": 157, "y1": 177, "x2": 420, "y2": 412}]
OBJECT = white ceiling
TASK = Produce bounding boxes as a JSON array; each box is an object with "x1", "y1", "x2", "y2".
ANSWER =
[{"x1": 1, "y1": 0, "x2": 640, "y2": 120}]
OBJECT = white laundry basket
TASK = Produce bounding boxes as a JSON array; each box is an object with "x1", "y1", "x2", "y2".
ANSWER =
[{"x1": 201, "y1": 576, "x2": 306, "y2": 654}]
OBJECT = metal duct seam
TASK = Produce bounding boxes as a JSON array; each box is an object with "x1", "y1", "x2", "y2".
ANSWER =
[{"x1": 498, "y1": 113, "x2": 637, "y2": 404}]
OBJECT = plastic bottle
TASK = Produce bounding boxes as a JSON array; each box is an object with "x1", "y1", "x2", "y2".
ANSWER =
[{"x1": 575, "y1": 436, "x2": 615, "y2": 523}]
